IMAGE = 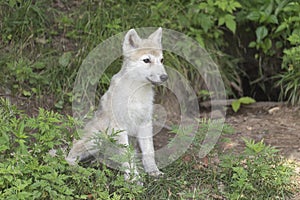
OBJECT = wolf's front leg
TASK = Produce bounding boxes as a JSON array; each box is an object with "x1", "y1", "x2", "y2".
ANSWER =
[
  {"x1": 66, "y1": 137, "x2": 99, "y2": 165},
  {"x1": 137, "y1": 123, "x2": 163, "y2": 177},
  {"x1": 115, "y1": 130, "x2": 140, "y2": 180}
]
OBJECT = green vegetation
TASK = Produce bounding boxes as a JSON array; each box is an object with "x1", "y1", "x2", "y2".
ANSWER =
[
  {"x1": 1, "y1": 0, "x2": 300, "y2": 105},
  {"x1": 277, "y1": 30, "x2": 300, "y2": 105},
  {"x1": 236, "y1": 0, "x2": 300, "y2": 102},
  {"x1": 220, "y1": 139, "x2": 295, "y2": 199},
  {"x1": 0, "y1": 99, "x2": 296, "y2": 199},
  {"x1": 231, "y1": 97, "x2": 256, "y2": 112}
]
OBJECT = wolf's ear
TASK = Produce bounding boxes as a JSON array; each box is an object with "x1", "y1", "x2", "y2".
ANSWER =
[
  {"x1": 148, "y1": 27, "x2": 162, "y2": 46},
  {"x1": 123, "y1": 29, "x2": 141, "y2": 52}
]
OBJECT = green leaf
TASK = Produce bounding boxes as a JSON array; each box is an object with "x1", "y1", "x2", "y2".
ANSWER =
[
  {"x1": 267, "y1": 15, "x2": 278, "y2": 24},
  {"x1": 232, "y1": 2, "x2": 242, "y2": 9},
  {"x1": 238, "y1": 97, "x2": 256, "y2": 104},
  {"x1": 22, "y1": 90, "x2": 31, "y2": 97},
  {"x1": 256, "y1": 26, "x2": 268, "y2": 42},
  {"x1": 231, "y1": 100, "x2": 241, "y2": 112},
  {"x1": 218, "y1": 16, "x2": 225, "y2": 26},
  {"x1": 275, "y1": 41, "x2": 283, "y2": 49},
  {"x1": 287, "y1": 32, "x2": 300, "y2": 45},
  {"x1": 247, "y1": 11, "x2": 260, "y2": 21},
  {"x1": 55, "y1": 100, "x2": 64, "y2": 109},
  {"x1": 225, "y1": 14, "x2": 236, "y2": 33},
  {"x1": 59, "y1": 52, "x2": 72, "y2": 67},
  {"x1": 275, "y1": 23, "x2": 288, "y2": 33},
  {"x1": 248, "y1": 41, "x2": 257, "y2": 48},
  {"x1": 232, "y1": 97, "x2": 256, "y2": 112},
  {"x1": 262, "y1": 38, "x2": 272, "y2": 53},
  {"x1": 199, "y1": 13, "x2": 213, "y2": 33},
  {"x1": 216, "y1": 1, "x2": 227, "y2": 11},
  {"x1": 0, "y1": 134, "x2": 10, "y2": 152},
  {"x1": 264, "y1": 1, "x2": 274, "y2": 16},
  {"x1": 195, "y1": 35, "x2": 205, "y2": 48}
]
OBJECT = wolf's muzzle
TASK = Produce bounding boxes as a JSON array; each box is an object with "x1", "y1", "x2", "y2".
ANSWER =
[{"x1": 160, "y1": 74, "x2": 168, "y2": 82}]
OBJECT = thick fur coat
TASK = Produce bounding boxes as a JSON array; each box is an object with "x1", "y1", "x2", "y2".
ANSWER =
[{"x1": 66, "y1": 28, "x2": 168, "y2": 178}]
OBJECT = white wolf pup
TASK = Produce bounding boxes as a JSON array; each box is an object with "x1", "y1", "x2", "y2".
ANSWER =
[{"x1": 66, "y1": 27, "x2": 168, "y2": 178}]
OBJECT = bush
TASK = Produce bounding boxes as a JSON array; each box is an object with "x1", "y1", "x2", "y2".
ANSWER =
[
  {"x1": 0, "y1": 98, "x2": 145, "y2": 199},
  {"x1": 277, "y1": 30, "x2": 300, "y2": 105}
]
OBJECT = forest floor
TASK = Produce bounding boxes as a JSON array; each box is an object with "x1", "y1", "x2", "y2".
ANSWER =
[
  {"x1": 224, "y1": 104, "x2": 300, "y2": 199},
  {"x1": 5, "y1": 94, "x2": 300, "y2": 199},
  {"x1": 152, "y1": 99, "x2": 300, "y2": 199},
  {"x1": 223, "y1": 104, "x2": 300, "y2": 162}
]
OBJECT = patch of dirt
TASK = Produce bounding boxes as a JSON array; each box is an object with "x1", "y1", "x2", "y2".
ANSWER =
[
  {"x1": 154, "y1": 99, "x2": 300, "y2": 198},
  {"x1": 155, "y1": 94, "x2": 300, "y2": 161},
  {"x1": 224, "y1": 105, "x2": 300, "y2": 162},
  {"x1": 223, "y1": 104, "x2": 300, "y2": 199},
  {"x1": 156, "y1": 94, "x2": 300, "y2": 161}
]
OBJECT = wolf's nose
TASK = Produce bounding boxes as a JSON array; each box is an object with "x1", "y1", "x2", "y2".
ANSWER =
[{"x1": 160, "y1": 74, "x2": 168, "y2": 82}]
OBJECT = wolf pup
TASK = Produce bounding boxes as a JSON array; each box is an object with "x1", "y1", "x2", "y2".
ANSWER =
[{"x1": 66, "y1": 28, "x2": 168, "y2": 179}]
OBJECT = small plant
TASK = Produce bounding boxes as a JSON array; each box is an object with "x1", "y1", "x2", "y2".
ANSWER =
[
  {"x1": 219, "y1": 138, "x2": 295, "y2": 200},
  {"x1": 231, "y1": 96, "x2": 256, "y2": 112}
]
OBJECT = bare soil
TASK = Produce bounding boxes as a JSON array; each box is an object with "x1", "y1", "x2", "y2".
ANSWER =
[
  {"x1": 155, "y1": 97, "x2": 300, "y2": 163},
  {"x1": 223, "y1": 104, "x2": 300, "y2": 199},
  {"x1": 153, "y1": 100, "x2": 300, "y2": 199},
  {"x1": 154, "y1": 98, "x2": 300, "y2": 200},
  {"x1": 223, "y1": 104, "x2": 300, "y2": 162}
]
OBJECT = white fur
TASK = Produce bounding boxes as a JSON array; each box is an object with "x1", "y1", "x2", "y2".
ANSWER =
[{"x1": 66, "y1": 28, "x2": 168, "y2": 178}]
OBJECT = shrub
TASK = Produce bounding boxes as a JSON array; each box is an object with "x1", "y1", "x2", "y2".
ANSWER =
[
  {"x1": 0, "y1": 98, "x2": 144, "y2": 199},
  {"x1": 277, "y1": 30, "x2": 300, "y2": 105},
  {"x1": 235, "y1": 0, "x2": 300, "y2": 101}
]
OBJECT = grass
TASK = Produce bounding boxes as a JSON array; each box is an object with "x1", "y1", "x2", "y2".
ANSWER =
[
  {"x1": 0, "y1": 0, "x2": 244, "y2": 109},
  {"x1": 2, "y1": 0, "x2": 300, "y2": 107},
  {"x1": 0, "y1": 98, "x2": 298, "y2": 199}
]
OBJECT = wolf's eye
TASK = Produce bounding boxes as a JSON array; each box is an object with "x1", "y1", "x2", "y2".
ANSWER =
[
  {"x1": 143, "y1": 58, "x2": 151, "y2": 63},
  {"x1": 160, "y1": 58, "x2": 164, "y2": 63}
]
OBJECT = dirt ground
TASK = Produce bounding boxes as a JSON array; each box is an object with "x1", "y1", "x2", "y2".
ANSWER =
[
  {"x1": 153, "y1": 100, "x2": 300, "y2": 199},
  {"x1": 224, "y1": 104, "x2": 300, "y2": 199},
  {"x1": 218, "y1": 103, "x2": 300, "y2": 161},
  {"x1": 155, "y1": 97, "x2": 300, "y2": 162},
  {"x1": 4, "y1": 94, "x2": 300, "y2": 198}
]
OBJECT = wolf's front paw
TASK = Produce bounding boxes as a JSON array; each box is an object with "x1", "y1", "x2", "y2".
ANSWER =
[
  {"x1": 148, "y1": 170, "x2": 164, "y2": 177},
  {"x1": 65, "y1": 156, "x2": 77, "y2": 166},
  {"x1": 124, "y1": 172, "x2": 143, "y2": 186}
]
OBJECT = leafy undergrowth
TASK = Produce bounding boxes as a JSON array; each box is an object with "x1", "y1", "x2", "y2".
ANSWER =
[
  {"x1": 1, "y1": 0, "x2": 300, "y2": 111},
  {"x1": 0, "y1": 98, "x2": 298, "y2": 200}
]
